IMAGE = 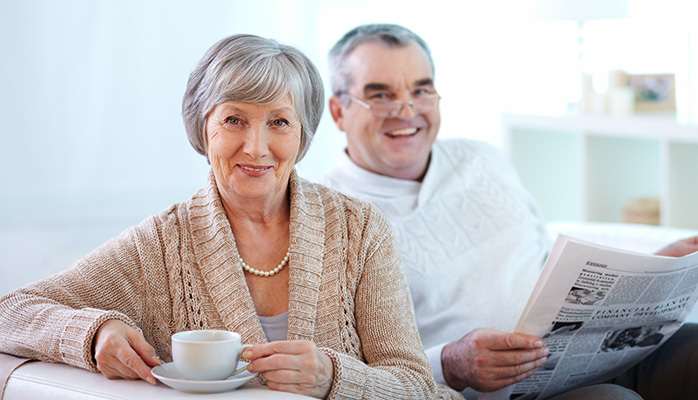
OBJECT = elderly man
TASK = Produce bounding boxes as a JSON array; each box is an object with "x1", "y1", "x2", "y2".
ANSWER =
[{"x1": 320, "y1": 23, "x2": 698, "y2": 400}]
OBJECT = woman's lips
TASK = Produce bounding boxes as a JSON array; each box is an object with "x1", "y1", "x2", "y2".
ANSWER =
[{"x1": 238, "y1": 164, "x2": 272, "y2": 176}]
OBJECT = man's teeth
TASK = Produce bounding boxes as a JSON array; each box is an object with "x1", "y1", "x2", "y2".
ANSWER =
[
  {"x1": 387, "y1": 128, "x2": 418, "y2": 136},
  {"x1": 241, "y1": 166, "x2": 266, "y2": 172}
]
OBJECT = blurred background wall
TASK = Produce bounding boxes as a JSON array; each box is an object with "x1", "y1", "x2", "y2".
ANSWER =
[{"x1": 1, "y1": 0, "x2": 696, "y2": 293}]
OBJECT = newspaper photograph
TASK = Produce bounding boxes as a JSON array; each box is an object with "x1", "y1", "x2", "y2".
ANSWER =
[{"x1": 480, "y1": 235, "x2": 698, "y2": 400}]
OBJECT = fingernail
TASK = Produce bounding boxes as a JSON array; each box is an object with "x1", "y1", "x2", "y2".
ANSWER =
[
  {"x1": 535, "y1": 340, "x2": 544, "y2": 348},
  {"x1": 242, "y1": 350, "x2": 252, "y2": 359},
  {"x1": 147, "y1": 377, "x2": 157, "y2": 385},
  {"x1": 543, "y1": 347, "x2": 550, "y2": 356}
]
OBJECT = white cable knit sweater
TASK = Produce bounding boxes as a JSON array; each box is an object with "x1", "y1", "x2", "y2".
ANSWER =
[{"x1": 320, "y1": 138, "x2": 551, "y2": 399}]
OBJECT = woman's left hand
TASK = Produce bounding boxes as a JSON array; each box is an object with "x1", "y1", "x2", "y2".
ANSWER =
[{"x1": 243, "y1": 340, "x2": 334, "y2": 399}]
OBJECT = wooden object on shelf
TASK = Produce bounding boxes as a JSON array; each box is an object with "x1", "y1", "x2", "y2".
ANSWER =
[{"x1": 623, "y1": 197, "x2": 660, "y2": 226}]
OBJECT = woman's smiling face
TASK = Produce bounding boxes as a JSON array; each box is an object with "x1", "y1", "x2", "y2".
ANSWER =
[{"x1": 206, "y1": 97, "x2": 302, "y2": 204}]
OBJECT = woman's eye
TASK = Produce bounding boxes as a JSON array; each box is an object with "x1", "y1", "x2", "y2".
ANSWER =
[
  {"x1": 413, "y1": 88, "x2": 428, "y2": 96},
  {"x1": 225, "y1": 116, "x2": 240, "y2": 125},
  {"x1": 271, "y1": 119, "x2": 290, "y2": 127}
]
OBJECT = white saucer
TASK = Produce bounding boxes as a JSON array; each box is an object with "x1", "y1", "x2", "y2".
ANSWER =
[{"x1": 151, "y1": 362, "x2": 258, "y2": 393}]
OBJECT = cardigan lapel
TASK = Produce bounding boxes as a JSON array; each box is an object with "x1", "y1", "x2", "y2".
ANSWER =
[
  {"x1": 187, "y1": 172, "x2": 266, "y2": 345},
  {"x1": 286, "y1": 171, "x2": 326, "y2": 342},
  {"x1": 187, "y1": 170, "x2": 326, "y2": 344}
]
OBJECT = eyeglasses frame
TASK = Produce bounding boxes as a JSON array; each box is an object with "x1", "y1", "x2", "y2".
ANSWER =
[{"x1": 341, "y1": 92, "x2": 441, "y2": 118}]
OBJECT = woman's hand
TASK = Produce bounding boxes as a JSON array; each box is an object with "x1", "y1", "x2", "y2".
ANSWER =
[
  {"x1": 93, "y1": 319, "x2": 162, "y2": 384},
  {"x1": 244, "y1": 340, "x2": 334, "y2": 399}
]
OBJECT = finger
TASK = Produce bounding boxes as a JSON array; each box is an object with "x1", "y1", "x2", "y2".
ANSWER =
[
  {"x1": 98, "y1": 353, "x2": 142, "y2": 381},
  {"x1": 95, "y1": 338, "x2": 140, "y2": 380},
  {"x1": 469, "y1": 348, "x2": 547, "y2": 374},
  {"x1": 118, "y1": 346, "x2": 158, "y2": 384},
  {"x1": 103, "y1": 340, "x2": 155, "y2": 383},
  {"x1": 244, "y1": 342, "x2": 278, "y2": 360},
  {"x1": 260, "y1": 368, "x2": 303, "y2": 385},
  {"x1": 502, "y1": 355, "x2": 547, "y2": 382},
  {"x1": 486, "y1": 332, "x2": 545, "y2": 351},
  {"x1": 248, "y1": 353, "x2": 305, "y2": 374},
  {"x1": 245, "y1": 341, "x2": 315, "y2": 360},
  {"x1": 493, "y1": 346, "x2": 550, "y2": 368},
  {"x1": 499, "y1": 353, "x2": 548, "y2": 376},
  {"x1": 124, "y1": 334, "x2": 162, "y2": 385},
  {"x1": 129, "y1": 333, "x2": 162, "y2": 367},
  {"x1": 96, "y1": 335, "x2": 154, "y2": 383},
  {"x1": 96, "y1": 357, "x2": 132, "y2": 380},
  {"x1": 476, "y1": 354, "x2": 548, "y2": 388},
  {"x1": 486, "y1": 364, "x2": 542, "y2": 391}
]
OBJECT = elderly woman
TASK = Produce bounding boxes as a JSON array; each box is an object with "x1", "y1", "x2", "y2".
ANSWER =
[{"x1": 0, "y1": 35, "x2": 460, "y2": 399}]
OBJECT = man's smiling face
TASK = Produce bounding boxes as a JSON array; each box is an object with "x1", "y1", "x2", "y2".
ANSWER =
[{"x1": 330, "y1": 41, "x2": 441, "y2": 181}]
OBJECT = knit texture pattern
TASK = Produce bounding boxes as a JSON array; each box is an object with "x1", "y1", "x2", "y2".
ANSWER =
[{"x1": 0, "y1": 170, "x2": 461, "y2": 399}]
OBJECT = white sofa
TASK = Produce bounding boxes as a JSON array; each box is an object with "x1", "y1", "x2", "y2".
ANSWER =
[
  {"x1": 1, "y1": 356, "x2": 312, "y2": 399},
  {"x1": 1, "y1": 220, "x2": 697, "y2": 399}
]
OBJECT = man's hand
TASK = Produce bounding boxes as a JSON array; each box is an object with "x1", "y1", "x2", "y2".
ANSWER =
[
  {"x1": 441, "y1": 328, "x2": 549, "y2": 393},
  {"x1": 655, "y1": 236, "x2": 698, "y2": 257},
  {"x1": 93, "y1": 320, "x2": 162, "y2": 384}
]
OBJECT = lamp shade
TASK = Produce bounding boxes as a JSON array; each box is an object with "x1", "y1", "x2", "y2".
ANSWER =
[{"x1": 536, "y1": 0, "x2": 630, "y2": 22}]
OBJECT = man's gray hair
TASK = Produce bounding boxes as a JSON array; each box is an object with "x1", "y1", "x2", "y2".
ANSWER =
[
  {"x1": 182, "y1": 34, "x2": 324, "y2": 163},
  {"x1": 328, "y1": 24, "x2": 434, "y2": 96}
]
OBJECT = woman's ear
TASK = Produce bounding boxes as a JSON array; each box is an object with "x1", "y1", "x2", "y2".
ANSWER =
[{"x1": 328, "y1": 95, "x2": 346, "y2": 132}]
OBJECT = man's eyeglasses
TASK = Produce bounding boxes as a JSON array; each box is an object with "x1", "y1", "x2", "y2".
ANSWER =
[{"x1": 342, "y1": 93, "x2": 440, "y2": 118}]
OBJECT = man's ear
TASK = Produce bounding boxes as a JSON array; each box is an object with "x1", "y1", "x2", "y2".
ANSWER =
[{"x1": 328, "y1": 95, "x2": 346, "y2": 132}]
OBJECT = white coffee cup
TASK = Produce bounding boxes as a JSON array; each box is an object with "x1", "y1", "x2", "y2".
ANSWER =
[{"x1": 171, "y1": 330, "x2": 252, "y2": 381}]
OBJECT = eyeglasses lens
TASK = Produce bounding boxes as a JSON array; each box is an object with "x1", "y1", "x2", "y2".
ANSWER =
[{"x1": 373, "y1": 96, "x2": 439, "y2": 118}]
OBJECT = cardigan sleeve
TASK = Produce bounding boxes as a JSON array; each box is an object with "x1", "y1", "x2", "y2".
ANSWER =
[
  {"x1": 322, "y1": 207, "x2": 462, "y2": 399},
  {"x1": 0, "y1": 216, "x2": 167, "y2": 371}
]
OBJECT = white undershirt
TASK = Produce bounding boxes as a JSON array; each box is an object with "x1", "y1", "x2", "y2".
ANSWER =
[{"x1": 258, "y1": 311, "x2": 289, "y2": 342}]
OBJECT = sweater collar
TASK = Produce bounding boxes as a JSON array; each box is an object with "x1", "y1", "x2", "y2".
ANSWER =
[
  {"x1": 187, "y1": 169, "x2": 325, "y2": 343},
  {"x1": 338, "y1": 149, "x2": 422, "y2": 197}
]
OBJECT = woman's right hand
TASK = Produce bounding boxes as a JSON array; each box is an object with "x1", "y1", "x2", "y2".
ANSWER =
[{"x1": 93, "y1": 319, "x2": 162, "y2": 384}]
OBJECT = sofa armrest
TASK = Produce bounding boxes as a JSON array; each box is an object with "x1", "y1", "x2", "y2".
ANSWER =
[{"x1": 4, "y1": 360, "x2": 311, "y2": 399}]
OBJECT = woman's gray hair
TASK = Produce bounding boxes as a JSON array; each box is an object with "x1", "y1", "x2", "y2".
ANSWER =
[
  {"x1": 328, "y1": 24, "x2": 434, "y2": 97},
  {"x1": 182, "y1": 34, "x2": 324, "y2": 163}
]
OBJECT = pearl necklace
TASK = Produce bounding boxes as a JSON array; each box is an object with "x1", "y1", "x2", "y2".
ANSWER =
[{"x1": 239, "y1": 250, "x2": 290, "y2": 277}]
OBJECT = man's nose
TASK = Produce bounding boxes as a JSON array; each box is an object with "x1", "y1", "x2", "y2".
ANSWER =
[{"x1": 395, "y1": 100, "x2": 418, "y2": 119}]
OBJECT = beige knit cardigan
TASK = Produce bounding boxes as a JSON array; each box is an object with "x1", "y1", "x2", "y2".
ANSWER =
[{"x1": 0, "y1": 171, "x2": 461, "y2": 399}]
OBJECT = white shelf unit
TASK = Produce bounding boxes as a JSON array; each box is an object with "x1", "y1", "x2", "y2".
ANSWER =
[{"x1": 501, "y1": 113, "x2": 698, "y2": 229}]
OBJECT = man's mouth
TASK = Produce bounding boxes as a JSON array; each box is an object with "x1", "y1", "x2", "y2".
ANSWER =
[{"x1": 385, "y1": 127, "x2": 419, "y2": 138}]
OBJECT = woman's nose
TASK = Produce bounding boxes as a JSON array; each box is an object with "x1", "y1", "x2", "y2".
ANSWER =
[{"x1": 243, "y1": 125, "x2": 269, "y2": 159}]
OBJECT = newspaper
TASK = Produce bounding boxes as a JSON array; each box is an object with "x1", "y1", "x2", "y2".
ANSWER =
[{"x1": 480, "y1": 234, "x2": 698, "y2": 400}]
